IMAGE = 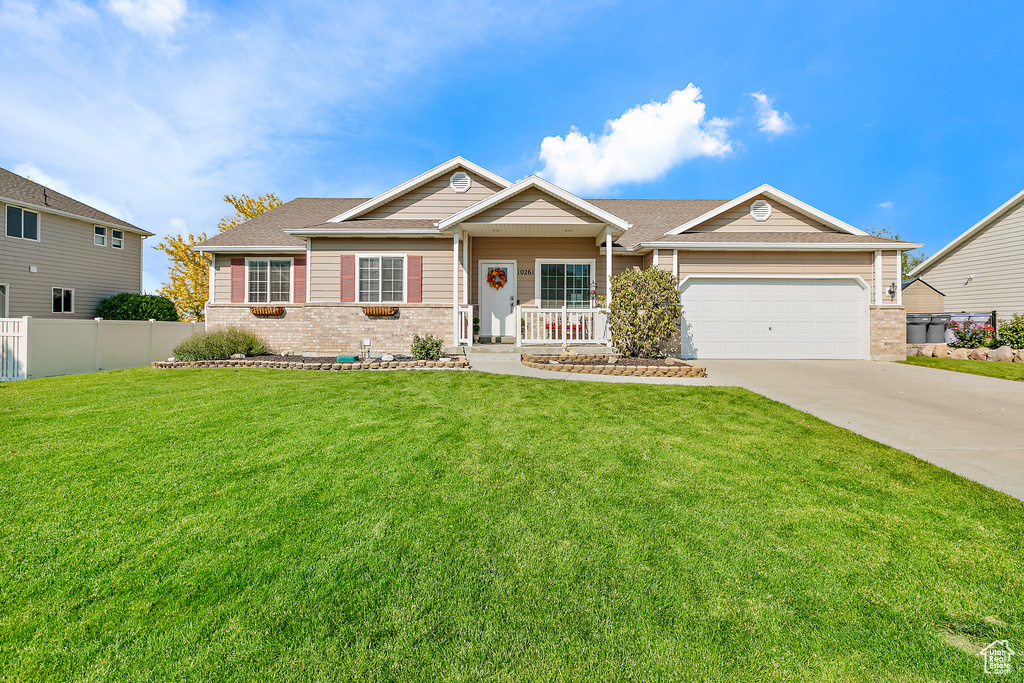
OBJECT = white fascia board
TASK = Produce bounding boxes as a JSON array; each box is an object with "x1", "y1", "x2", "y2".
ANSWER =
[
  {"x1": 637, "y1": 241, "x2": 922, "y2": 251},
  {"x1": 326, "y1": 157, "x2": 512, "y2": 223},
  {"x1": 677, "y1": 273, "x2": 870, "y2": 290},
  {"x1": 436, "y1": 175, "x2": 632, "y2": 231},
  {"x1": 665, "y1": 184, "x2": 868, "y2": 236},
  {"x1": 909, "y1": 187, "x2": 1024, "y2": 277},
  {"x1": 0, "y1": 194, "x2": 153, "y2": 236},
  {"x1": 190, "y1": 245, "x2": 307, "y2": 253},
  {"x1": 284, "y1": 229, "x2": 444, "y2": 238}
]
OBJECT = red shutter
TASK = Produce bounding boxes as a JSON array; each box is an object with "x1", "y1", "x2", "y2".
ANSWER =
[
  {"x1": 340, "y1": 255, "x2": 356, "y2": 302},
  {"x1": 230, "y1": 258, "x2": 245, "y2": 303},
  {"x1": 293, "y1": 258, "x2": 306, "y2": 303},
  {"x1": 407, "y1": 255, "x2": 422, "y2": 303}
]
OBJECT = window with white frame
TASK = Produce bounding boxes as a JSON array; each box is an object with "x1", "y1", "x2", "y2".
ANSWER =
[
  {"x1": 6, "y1": 205, "x2": 39, "y2": 240},
  {"x1": 358, "y1": 256, "x2": 404, "y2": 303},
  {"x1": 247, "y1": 259, "x2": 291, "y2": 303},
  {"x1": 0, "y1": 284, "x2": 8, "y2": 317},
  {"x1": 111, "y1": 229, "x2": 124, "y2": 249},
  {"x1": 52, "y1": 287, "x2": 73, "y2": 314},
  {"x1": 94, "y1": 226, "x2": 106, "y2": 246},
  {"x1": 538, "y1": 261, "x2": 593, "y2": 309}
]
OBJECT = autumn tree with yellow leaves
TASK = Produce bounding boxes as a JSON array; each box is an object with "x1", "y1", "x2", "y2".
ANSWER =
[{"x1": 154, "y1": 193, "x2": 282, "y2": 321}]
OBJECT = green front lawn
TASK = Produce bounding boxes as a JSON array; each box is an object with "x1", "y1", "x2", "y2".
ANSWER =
[
  {"x1": 1, "y1": 369, "x2": 1021, "y2": 681},
  {"x1": 900, "y1": 355, "x2": 1024, "y2": 382}
]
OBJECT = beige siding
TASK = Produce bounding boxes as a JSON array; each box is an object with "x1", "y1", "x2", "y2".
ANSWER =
[
  {"x1": 309, "y1": 238, "x2": 453, "y2": 304},
  {"x1": 918, "y1": 198, "x2": 1024, "y2": 315},
  {"x1": 691, "y1": 194, "x2": 836, "y2": 232},
  {"x1": 0, "y1": 209, "x2": 144, "y2": 318},
  {"x1": 675, "y1": 250, "x2": 881, "y2": 298},
  {"x1": 469, "y1": 237, "x2": 605, "y2": 306},
  {"x1": 363, "y1": 170, "x2": 503, "y2": 220},
  {"x1": 471, "y1": 188, "x2": 600, "y2": 225},
  {"x1": 903, "y1": 281, "x2": 945, "y2": 314}
]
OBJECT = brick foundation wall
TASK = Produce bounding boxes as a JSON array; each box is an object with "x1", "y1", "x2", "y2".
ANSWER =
[
  {"x1": 205, "y1": 303, "x2": 453, "y2": 355},
  {"x1": 870, "y1": 305, "x2": 906, "y2": 361}
]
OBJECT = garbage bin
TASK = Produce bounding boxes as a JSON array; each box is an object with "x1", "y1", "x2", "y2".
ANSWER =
[
  {"x1": 906, "y1": 314, "x2": 929, "y2": 345},
  {"x1": 926, "y1": 314, "x2": 950, "y2": 344}
]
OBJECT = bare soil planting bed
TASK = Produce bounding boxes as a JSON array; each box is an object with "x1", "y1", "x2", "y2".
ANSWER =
[{"x1": 521, "y1": 353, "x2": 706, "y2": 377}]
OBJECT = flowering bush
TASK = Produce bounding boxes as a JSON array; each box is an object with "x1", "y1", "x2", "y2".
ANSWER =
[
  {"x1": 998, "y1": 314, "x2": 1024, "y2": 349},
  {"x1": 946, "y1": 320, "x2": 994, "y2": 349}
]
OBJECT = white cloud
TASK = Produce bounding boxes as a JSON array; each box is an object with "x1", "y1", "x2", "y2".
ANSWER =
[
  {"x1": 878, "y1": 200, "x2": 894, "y2": 209},
  {"x1": 750, "y1": 91, "x2": 794, "y2": 136},
  {"x1": 13, "y1": 162, "x2": 133, "y2": 221},
  {"x1": 537, "y1": 85, "x2": 733, "y2": 194},
  {"x1": 106, "y1": 0, "x2": 186, "y2": 38}
]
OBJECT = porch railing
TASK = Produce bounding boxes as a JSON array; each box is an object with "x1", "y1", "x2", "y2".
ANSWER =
[
  {"x1": 517, "y1": 306, "x2": 609, "y2": 345},
  {"x1": 458, "y1": 306, "x2": 474, "y2": 347}
]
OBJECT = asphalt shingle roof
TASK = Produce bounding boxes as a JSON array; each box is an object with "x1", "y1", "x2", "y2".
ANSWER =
[
  {"x1": 587, "y1": 198, "x2": 730, "y2": 249},
  {"x1": 653, "y1": 231, "x2": 918, "y2": 246},
  {"x1": 198, "y1": 198, "x2": 368, "y2": 249},
  {"x1": 0, "y1": 167, "x2": 147, "y2": 233}
]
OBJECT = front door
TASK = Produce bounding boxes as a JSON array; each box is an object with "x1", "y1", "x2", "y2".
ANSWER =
[{"x1": 479, "y1": 261, "x2": 516, "y2": 339}]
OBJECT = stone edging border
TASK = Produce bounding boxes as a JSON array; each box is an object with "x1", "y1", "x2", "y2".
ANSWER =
[
  {"x1": 520, "y1": 353, "x2": 706, "y2": 378},
  {"x1": 152, "y1": 358, "x2": 470, "y2": 371},
  {"x1": 907, "y1": 343, "x2": 1024, "y2": 362}
]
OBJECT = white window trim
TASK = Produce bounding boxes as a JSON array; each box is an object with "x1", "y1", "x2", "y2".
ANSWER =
[
  {"x1": 5, "y1": 204, "x2": 41, "y2": 242},
  {"x1": 356, "y1": 253, "x2": 408, "y2": 304},
  {"x1": 94, "y1": 226, "x2": 107, "y2": 247},
  {"x1": 534, "y1": 258, "x2": 597, "y2": 308},
  {"x1": 111, "y1": 229, "x2": 124, "y2": 249},
  {"x1": 51, "y1": 287, "x2": 74, "y2": 314},
  {"x1": 0, "y1": 283, "x2": 8, "y2": 317},
  {"x1": 245, "y1": 256, "x2": 295, "y2": 305}
]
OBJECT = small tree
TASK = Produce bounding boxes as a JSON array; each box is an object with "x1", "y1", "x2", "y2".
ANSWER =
[
  {"x1": 603, "y1": 266, "x2": 682, "y2": 357},
  {"x1": 96, "y1": 293, "x2": 178, "y2": 321}
]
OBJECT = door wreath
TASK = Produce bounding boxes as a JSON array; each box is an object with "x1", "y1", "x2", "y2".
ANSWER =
[{"x1": 486, "y1": 267, "x2": 507, "y2": 290}]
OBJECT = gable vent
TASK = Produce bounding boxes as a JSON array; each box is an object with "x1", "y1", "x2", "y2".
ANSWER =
[
  {"x1": 450, "y1": 172, "x2": 472, "y2": 194},
  {"x1": 750, "y1": 199, "x2": 772, "y2": 222}
]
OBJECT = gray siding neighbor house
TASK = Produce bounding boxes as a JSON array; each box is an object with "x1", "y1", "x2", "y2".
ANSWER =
[
  {"x1": 0, "y1": 168, "x2": 153, "y2": 319},
  {"x1": 910, "y1": 188, "x2": 1024, "y2": 317}
]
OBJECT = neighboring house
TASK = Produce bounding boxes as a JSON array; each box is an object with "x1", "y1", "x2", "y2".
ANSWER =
[
  {"x1": 901, "y1": 278, "x2": 945, "y2": 314},
  {"x1": 0, "y1": 168, "x2": 153, "y2": 319},
  {"x1": 197, "y1": 157, "x2": 918, "y2": 360},
  {"x1": 910, "y1": 187, "x2": 1024, "y2": 317}
]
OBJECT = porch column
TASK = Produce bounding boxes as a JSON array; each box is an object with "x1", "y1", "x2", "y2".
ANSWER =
[
  {"x1": 462, "y1": 233, "x2": 469, "y2": 305},
  {"x1": 605, "y1": 229, "x2": 613, "y2": 305},
  {"x1": 453, "y1": 228, "x2": 460, "y2": 345},
  {"x1": 873, "y1": 250, "x2": 882, "y2": 305},
  {"x1": 896, "y1": 252, "x2": 903, "y2": 305}
]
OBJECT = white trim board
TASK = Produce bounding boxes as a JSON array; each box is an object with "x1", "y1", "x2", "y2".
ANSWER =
[
  {"x1": 665, "y1": 184, "x2": 869, "y2": 236},
  {"x1": 244, "y1": 256, "x2": 296, "y2": 305},
  {"x1": 910, "y1": 187, "x2": 1024, "y2": 277},
  {"x1": 532, "y1": 258, "x2": 597, "y2": 306},
  {"x1": 327, "y1": 157, "x2": 512, "y2": 223},
  {"x1": 436, "y1": 176, "x2": 631, "y2": 232}
]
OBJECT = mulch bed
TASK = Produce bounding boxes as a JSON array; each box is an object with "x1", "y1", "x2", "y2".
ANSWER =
[
  {"x1": 520, "y1": 353, "x2": 706, "y2": 378},
  {"x1": 570, "y1": 357, "x2": 687, "y2": 367},
  {"x1": 249, "y1": 354, "x2": 420, "y2": 364}
]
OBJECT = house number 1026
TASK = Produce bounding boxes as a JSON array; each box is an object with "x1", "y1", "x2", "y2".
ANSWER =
[{"x1": 518, "y1": 268, "x2": 534, "y2": 275}]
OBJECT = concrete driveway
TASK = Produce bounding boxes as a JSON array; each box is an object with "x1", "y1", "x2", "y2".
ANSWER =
[{"x1": 701, "y1": 360, "x2": 1024, "y2": 501}]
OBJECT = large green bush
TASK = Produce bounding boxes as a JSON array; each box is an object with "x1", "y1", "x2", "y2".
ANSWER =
[
  {"x1": 173, "y1": 327, "x2": 269, "y2": 361},
  {"x1": 603, "y1": 266, "x2": 682, "y2": 358},
  {"x1": 96, "y1": 293, "x2": 179, "y2": 321},
  {"x1": 998, "y1": 314, "x2": 1024, "y2": 349}
]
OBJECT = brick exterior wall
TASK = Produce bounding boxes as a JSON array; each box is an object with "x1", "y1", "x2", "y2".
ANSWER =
[
  {"x1": 870, "y1": 305, "x2": 906, "y2": 361},
  {"x1": 205, "y1": 303, "x2": 453, "y2": 355}
]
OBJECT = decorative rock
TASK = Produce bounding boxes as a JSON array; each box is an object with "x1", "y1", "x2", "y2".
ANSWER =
[
  {"x1": 230, "y1": 353, "x2": 246, "y2": 359},
  {"x1": 380, "y1": 353, "x2": 394, "y2": 362},
  {"x1": 931, "y1": 344, "x2": 949, "y2": 358},
  {"x1": 921, "y1": 344, "x2": 936, "y2": 358},
  {"x1": 988, "y1": 345, "x2": 1014, "y2": 362},
  {"x1": 1014, "y1": 350, "x2": 1024, "y2": 363},
  {"x1": 967, "y1": 347, "x2": 989, "y2": 361},
  {"x1": 167, "y1": 356, "x2": 176, "y2": 362},
  {"x1": 904, "y1": 347, "x2": 920, "y2": 357},
  {"x1": 949, "y1": 347, "x2": 970, "y2": 360}
]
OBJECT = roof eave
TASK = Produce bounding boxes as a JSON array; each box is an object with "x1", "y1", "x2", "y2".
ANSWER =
[
  {"x1": 0, "y1": 194, "x2": 151, "y2": 236},
  {"x1": 284, "y1": 229, "x2": 444, "y2": 238},
  {"x1": 192, "y1": 245, "x2": 307, "y2": 253},
  {"x1": 635, "y1": 241, "x2": 922, "y2": 251}
]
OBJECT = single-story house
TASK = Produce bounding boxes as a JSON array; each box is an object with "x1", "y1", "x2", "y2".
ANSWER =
[
  {"x1": 901, "y1": 278, "x2": 945, "y2": 314},
  {"x1": 1, "y1": 167, "x2": 152, "y2": 318},
  {"x1": 910, "y1": 187, "x2": 1024, "y2": 317},
  {"x1": 197, "y1": 157, "x2": 918, "y2": 360}
]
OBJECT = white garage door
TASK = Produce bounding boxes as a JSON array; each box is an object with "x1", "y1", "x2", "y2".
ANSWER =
[{"x1": 679, "y1": 278, "x2": 869, "y2": 359}]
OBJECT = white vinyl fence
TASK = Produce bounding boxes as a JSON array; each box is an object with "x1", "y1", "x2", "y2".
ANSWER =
[{"x1": 0, "y1": 317, "x2": 202, "y2": 380}]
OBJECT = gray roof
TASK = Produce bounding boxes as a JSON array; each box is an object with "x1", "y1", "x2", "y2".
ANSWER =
[
  {"x1": 653, "y1": 231, "x2": 918, "y2": 246},
  {"x1": 0, "y1": 166, "x2": 147, "y2": 234},
  {"x1": 198, "y1": 198, "x2": 368, "y2": 249},
  {"x1": 588, "y1": 198, "x2": 730, "y2": 249},
  {"x1": 292, "y1": 218, "x2": 440, "y2": 233}
]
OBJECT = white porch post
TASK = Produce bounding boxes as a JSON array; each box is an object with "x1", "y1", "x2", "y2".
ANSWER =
[
  {"x1": 652, "y1": 249, "x2": 659, "y2": 268},
  {"x1": 605, "y1": 229, "x2": 613, "y2": 348},
  {"x1": 873, "y1": 250, "x2": 882, "y2": 305},
  {"x1": 462, "y1": 234, "x2": 469, "y2": 305},
  {"x1": 672, "y1": 249, "x2": 678, "y2": 278},
  {"x1": 896, "y1": 252, "x2": 903, "y2": 306},
  {"x1": 453, "y1": 228, "x2": 460, "y2": 345}
]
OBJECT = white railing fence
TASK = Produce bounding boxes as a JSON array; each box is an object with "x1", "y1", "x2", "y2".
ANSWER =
[
  {"x1": 517, "y1": 306, "x2": 609, "y2": 345},
  {"x1": 458, "y1": 306, "x2": 474, "y2": 347},
  {"x1": 0, "y1": 317, "x2": 202, "y2": 381}
]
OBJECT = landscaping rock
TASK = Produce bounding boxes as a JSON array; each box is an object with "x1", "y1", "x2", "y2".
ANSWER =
[
  {"x1": 904, "y1": 347, "x2": 920, "y2": 357},
  {"x1": 968, "y1": 347, "x2": 989, "y2": 361},
  {"x1": 949, "y1": 347, "x2": 970, "y2": 360},
  {"x1": 380, "y1": 353, "x2": 394, "y2": 362},
  {"x1": 166, "y1": 356, "x2": 176, "y2": 362},
  {"x1": 921, "y1": 344, "x2": 936, "y2": 358},
  {"x1": 988, "y1": 345, "x2": 1014, "y2": 362},
  {"x1": 1014, "y1": 350, "x2": 1024, "y2": 362},
  {"x1": 230, "y1": 353, "x2": 246, "y2": 359},
  {"x1": 931, "y1": 344, "x2": 949, "y2": 358}
]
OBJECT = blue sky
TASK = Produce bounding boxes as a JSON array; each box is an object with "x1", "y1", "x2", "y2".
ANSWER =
[{"x1": 2, "y1": 1, "x2": 1022, "y2": 291}]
